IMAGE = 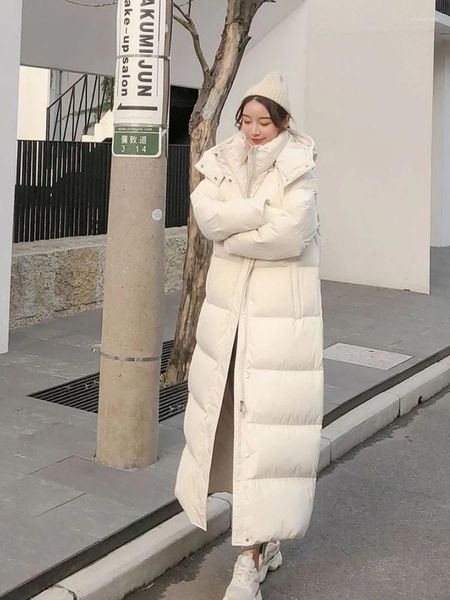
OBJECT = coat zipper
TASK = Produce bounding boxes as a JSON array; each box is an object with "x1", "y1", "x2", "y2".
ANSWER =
[
  {"x1": 244, "y1": 147, "x2": 257, "y2": 197},
  {"x1": 240, "y1": 148, "x2": 257, "y2": 418},
  {"x1": 234, "y1": 259, "x2": 254, "y2": 543},
  {"x1": 239, "y1": 270, "x2": 251, "y2": 418}
]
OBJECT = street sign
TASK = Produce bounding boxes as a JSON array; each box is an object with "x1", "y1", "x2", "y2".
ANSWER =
[
  {"x1": 112, "y1": 125, "x2": 162, "y2": 158},
  {"x1": 113, "y1": 0, "x2": 167, "y2": 141}
]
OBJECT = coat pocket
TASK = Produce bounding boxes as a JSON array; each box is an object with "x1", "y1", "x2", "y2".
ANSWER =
[{"x1": 289, "y1": 263, "x2": 302, "y2": 319}]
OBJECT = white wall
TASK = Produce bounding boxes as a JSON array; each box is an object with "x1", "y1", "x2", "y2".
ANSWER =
[
  {"x1": 432, "y1": 40, "x2": 450, "y2": 247},
  {"x1": 1, "y1": 1, "x2": 23, "y2": 353},
  {"x1": 17, "y1": 66, "x2": 50, "y2": 140},
  {"x1": 305, "y1": 0, "x2": 436, "y2": 293}
]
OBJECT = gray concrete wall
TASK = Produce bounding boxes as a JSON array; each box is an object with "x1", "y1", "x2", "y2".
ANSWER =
[
  {"x1": 21, "y1": 0, "x2": 300, "y2": 83},
  {"x1": 1, "y1": 1, "x2": 23, "y2": 352},
  {"x1": 10, "y1": 228, "x2": 187, "y2": 329}
]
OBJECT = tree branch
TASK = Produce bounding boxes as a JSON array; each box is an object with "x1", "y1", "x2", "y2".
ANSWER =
[
  {"x1": 174, "y1": 1, "x2": 193, "y2": 16},
  {"x1": 174, "y1": 3, "x2": 210, "y2": 79},
  {"x1": 173, "y1": 13, "x2": 191, "y2": 32},
  {"x1": 173, "y1": 2, "x2": 190, "y2": 20}
]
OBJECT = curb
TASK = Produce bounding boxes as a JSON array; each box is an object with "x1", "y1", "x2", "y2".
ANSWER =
[
  {"x1": 33, "y1": 493, "x2": 233, "y2": 600},
  {"x1": 33, "y1": 355, "x2": 450, "y2": 600}
]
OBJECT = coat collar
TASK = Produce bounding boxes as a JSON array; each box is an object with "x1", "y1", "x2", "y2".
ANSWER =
[{"x1": 195, "y1": 128, "x2": 317, "y2": 188}]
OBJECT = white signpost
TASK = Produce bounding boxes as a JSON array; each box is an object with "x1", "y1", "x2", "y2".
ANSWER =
[{"x1": 113, "y1": 0, "x2": 167, "y2": 157}]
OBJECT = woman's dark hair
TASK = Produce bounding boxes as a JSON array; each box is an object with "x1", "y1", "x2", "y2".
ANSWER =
[{"x1": 235, "y1": 95, "x2": 291, "y2": 131}]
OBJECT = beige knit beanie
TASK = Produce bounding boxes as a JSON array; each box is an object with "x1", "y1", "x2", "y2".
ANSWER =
[{"x1": 242, "y1": 71, "x2": 291, "y2": 114}]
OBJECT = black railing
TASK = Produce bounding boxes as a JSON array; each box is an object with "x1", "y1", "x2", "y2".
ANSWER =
[
  {"x1": 436, "y1": 0, "x2": 450, "y2": 16},
  {"x1": 46, "y1": 74, "x2": 113, "y2": 142},
  {"x1": 166, "y1": 144, "x2": 190, "y2": 227},
  {"x1": 15, "y1": 140, "x2": 111, "y2": 242},
  {"x1": 14, "y1": 141, "x2": 189, "y2": 242}
]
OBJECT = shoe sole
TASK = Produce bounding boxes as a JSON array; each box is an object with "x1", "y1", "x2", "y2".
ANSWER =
[{"x1": 259, "y1": 551, "x2": 283, "y2": 583}]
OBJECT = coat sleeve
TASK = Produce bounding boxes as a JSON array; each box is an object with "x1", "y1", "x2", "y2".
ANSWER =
[
  {"x1": 190, "y1": 178, "x2": 268, "y2": 242},
  {"x1": 223, "y1": 170, "x2": 319, "y2": 261}
]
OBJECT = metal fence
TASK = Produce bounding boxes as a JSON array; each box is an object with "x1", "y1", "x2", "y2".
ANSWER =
[
  {"x1": 46, "y1": 74, "x2": 113, "y2": 142},
  {"x1": 166, "y1": 144, "x2": 191, "y2": 228},
  {"x1": 14, "y1": 141, "x2": 190, "y2": 243},
  {"x1": 436, "y1": 0, "x2": 450, "y2": 15}
]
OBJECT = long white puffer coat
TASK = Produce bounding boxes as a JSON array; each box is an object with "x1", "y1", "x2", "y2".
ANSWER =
[{"x1": 174, "y1": 128, "x2": 324, "y2": 546}]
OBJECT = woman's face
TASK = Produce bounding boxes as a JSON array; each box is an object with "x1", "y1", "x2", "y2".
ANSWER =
[{"x1": 241, "y1": 99, "x2": 286, "y2": 146}]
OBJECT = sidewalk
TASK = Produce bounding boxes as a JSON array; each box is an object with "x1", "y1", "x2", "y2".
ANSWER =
[{"x1": 1, "y1": 247, "x2": 450, "y2": 599}]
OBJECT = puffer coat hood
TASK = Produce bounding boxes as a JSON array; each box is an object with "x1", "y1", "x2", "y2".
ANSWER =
[
  {"x1": 197, "y1": 127, "x2": 317, "y2": 190},
  {"x1": 174, "y1": 127, "x2": 324, "y2": 546}
]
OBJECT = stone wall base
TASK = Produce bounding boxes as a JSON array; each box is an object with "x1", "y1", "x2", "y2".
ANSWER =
[{"x1": 10, "y1": 228, "x2": 187, "y2": 328}]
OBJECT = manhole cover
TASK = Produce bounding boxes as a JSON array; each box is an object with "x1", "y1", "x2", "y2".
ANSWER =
[{"x1": 324, "y1": 343, "x2": 412, "y2": 370}]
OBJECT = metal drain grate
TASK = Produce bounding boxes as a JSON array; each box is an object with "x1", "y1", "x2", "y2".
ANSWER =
[
  {"x1": 160, "y1": 339, "x2": 175, "y2": 372},
  {"x1": 29, "y1": 339, "x2": 188, "y2": 422}
]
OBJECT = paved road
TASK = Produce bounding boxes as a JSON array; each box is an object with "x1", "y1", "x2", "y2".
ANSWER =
[{"x1": 127, "y1": 387, "x2": 450, "y2": 600}]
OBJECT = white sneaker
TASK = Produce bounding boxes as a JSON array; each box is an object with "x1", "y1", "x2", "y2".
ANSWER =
[
  {"x1": 258, "y1": 541, "x2": 283, "y2": 583},
  {"x1": 223, "y1": 552, "x2": 262, "y2": 600}
]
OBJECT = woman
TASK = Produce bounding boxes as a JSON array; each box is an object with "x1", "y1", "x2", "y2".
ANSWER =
[{"x1": 174, "y1": 72, "x2": 324, "y2": 600}]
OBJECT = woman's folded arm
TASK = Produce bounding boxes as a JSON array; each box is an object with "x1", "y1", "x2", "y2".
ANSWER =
[
  {"x1": 191, "y1": 178, "x2": 268, "y2": 242},
  {"x1": 223, "y1": 174, "x2": 319, "y2": 260}
]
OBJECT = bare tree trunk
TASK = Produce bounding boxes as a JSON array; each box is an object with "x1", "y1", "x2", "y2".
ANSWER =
[{"x1": 166, "y1": 0, "x2": 274, "y2": 384}]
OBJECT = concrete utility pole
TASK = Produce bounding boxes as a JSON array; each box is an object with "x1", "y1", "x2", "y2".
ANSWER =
[{"x1": 96, "y1": 0, "x2": 172, "y2": 469}]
